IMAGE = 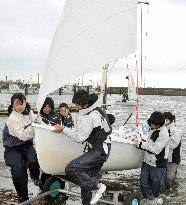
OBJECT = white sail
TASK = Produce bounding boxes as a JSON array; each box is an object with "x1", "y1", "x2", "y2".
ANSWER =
[
  {"x1": 37, "y1": 0, "x2": 137, "y2": 111},
  {"x1": 128, "y1": 71, "x2": 137, "y2": 101}
]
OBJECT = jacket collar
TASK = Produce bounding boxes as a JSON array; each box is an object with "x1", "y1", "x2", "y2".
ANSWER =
[{"x1": 79, "y1": 99, "x2": 102, "y2": 115}]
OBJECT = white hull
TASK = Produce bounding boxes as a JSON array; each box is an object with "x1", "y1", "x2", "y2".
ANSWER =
[
  {"x1": 34, "y1": 126, "x2": 144, "y2": 175},
  {"x1": 115, "y1": 101, "x2": 137, "y2": 106}
]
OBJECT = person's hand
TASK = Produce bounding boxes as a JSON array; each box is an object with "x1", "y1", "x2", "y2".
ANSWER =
[
  {"x1": 131, "y1": 133, "x2": 142, "y2": 145},
  {"x1": 52, "y1": 125, "x2": 65, "y2": 133}
]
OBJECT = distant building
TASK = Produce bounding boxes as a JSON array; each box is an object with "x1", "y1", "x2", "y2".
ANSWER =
[{"x1": 0, "y1": 83, "x2": 24, "y2": 94}]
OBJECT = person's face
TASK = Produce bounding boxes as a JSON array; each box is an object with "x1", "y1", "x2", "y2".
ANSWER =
[
  {"x1": 150, "y1": 123, "x2": 160, "y2": 129},
  {"x1": 59, "y1": 107, "x2": 69, "y2": 117},
  {"x1": 74, "y1": 103, "x2": 84, "y2": 111},
  {"x1": 74, "y1": 103, "x2": 88, "y2": 111},
  {"x1": 165, "y1": 119, "x2": 171, "y2": 126},
  {"x1": 13, "y1": 99, "x2": 26, "y2": 113},
  {"x1": 42, "y1": 104, "x2": 52, "y2": 115}
]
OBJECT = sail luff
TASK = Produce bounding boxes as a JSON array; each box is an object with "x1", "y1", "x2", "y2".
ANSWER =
[{"x1": 37, "y1": 0, "x2": 137, "y2": 111}]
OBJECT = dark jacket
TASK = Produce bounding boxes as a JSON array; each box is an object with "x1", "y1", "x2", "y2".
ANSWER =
[{"x1": 61, "y1": 113, "x2": 74, "y2": 128}]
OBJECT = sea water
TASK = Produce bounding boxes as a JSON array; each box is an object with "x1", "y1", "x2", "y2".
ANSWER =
[{"x1": 0, "y1": 94, "x2": 186, "y2": 204}]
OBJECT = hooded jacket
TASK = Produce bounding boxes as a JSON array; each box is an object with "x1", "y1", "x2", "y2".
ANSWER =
[
  {"x1": 3, "y1": 110, "x2": 35, "y2": 147},
  {"x1": 137, "y1": 125, "x2": 169, "y2": 168},
  {"x1": 167, "y1": 122, "x2": 182, "y2": 164},
  {"x1": 63, "y1": 100, "x2": 111, "y2": 151}
]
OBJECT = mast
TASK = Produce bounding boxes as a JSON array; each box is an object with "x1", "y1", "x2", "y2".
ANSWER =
[
  {"x1": 135, "y1": 1, "x2": 149, "y2": 127},
  {"x1": 100, "y1": 65, "x2": 109, "y2": 109},
  {"x1": 138, "y1": 1, "x2": 149, "y2": 87}
]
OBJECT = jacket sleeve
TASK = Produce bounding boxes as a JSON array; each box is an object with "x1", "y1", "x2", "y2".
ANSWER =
[
  {"x1": 169, "y1": 129, "x2": 182, "y2": 149},
  {"x1": 6, "y1": 114, "x2": 34, "y2": 141},
  {"x1": 139, "y1": 131, "x2": 169, "y2": 155},
  {"x1": 63, "y1": 115, "x2": 94, "y2": 142}
]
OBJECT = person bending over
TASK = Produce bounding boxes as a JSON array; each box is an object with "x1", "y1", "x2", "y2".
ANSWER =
[{"x1": 53, "y1": 90, "x2": 112, "y2": 205}]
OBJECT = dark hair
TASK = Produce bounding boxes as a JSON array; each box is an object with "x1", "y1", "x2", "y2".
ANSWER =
[
  {"x1": 72, "y1": 90, "x2": 90, "y2": 106},
  {"x1": 40, "y1": 97, "x2": 54, "y2": 115},
  {"x1": 8, "y1": 92, "x2": 31, "y2": 116},
  {"x1": 59, "y1": 103, "x2": 69, "y2": 109},
  {"x1": 164, "y1": 112, "x2": 175, "y2": 123},
  {"x1": 147, "y1": 111, "x2": 165, "y2": 127},
  {"x1": 88, "y1": 93, "x2": 98, "y2": 107}
]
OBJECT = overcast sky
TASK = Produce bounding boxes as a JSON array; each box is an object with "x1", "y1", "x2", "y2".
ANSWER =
[{"x1": 0, "y1": 0, "x2": 185, "y2": 88}]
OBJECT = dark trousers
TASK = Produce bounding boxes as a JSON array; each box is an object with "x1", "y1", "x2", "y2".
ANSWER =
[
  {"x1": 140, "y1": 162, "x2": 166, "y2": 200},
  {"x1": 40, "y1": 172, "x2": 52, "y2": 189},
  {"x1": 4, "y1": 145, "x2": 40, "y2": 202},
  {"x1": 65, "y1": 149, "x2": 108, "y2": 205},
  {"x1": 166, "y1": 162, "x2": 179, "y2": 189}
]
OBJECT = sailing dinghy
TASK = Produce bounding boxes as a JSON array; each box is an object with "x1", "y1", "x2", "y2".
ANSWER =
[{"x1": 33, "y1": 0, "x2": 144, "y2": 175}]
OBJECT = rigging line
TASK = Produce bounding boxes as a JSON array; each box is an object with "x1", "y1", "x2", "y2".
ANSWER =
[
  {"x1": 140, "y1": 3, "x2": 143, "y2": 86},
  {"x1": 107, "y1": 59, "x2": 118, "y2": 78},
  {"x1": 135, "y1": 54, "x2": 139, "y2": 128}
]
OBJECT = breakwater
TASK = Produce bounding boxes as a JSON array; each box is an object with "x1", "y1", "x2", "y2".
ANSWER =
[{"x1": 107, "y1": 87, "x2": 186, "y2": 96}]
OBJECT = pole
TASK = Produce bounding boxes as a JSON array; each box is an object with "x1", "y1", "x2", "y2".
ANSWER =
[
  {"x1": 100, "y1": 65, "x2": 108, "y2": 109},
  {"x1": 136, "y1": 1, "x2": 149, "y2": 127},
  {"x1": 138, "y1": 1, "x2": 149, "y2": 87},
  {"x1": 123, "y1": 113, "x2": 133, "y2": 126}
]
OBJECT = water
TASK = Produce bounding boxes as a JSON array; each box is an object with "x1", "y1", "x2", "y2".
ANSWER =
[{"x1": 0, "y1": 94, "x2": 186, "y2": 204}]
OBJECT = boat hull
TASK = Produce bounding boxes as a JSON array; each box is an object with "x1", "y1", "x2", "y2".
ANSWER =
[
  {"x1": 34, "y1": 127, "x2": 144, "y2": 175},
  {"x1": 115, "y1": 101, "x2": 137, "y2": 106}
]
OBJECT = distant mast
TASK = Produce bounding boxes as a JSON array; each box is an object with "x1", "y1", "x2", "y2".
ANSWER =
[
  {"x1": 138, "y1": 1, "x2": 149, "y2": 87},
  {"x1": 38, "y1": 73, "x2": 39, "y2": 84}
]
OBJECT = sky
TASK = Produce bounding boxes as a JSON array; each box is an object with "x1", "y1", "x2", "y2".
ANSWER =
[{"x1": 0, "y1": 0, "x2": 185, "y2": 88}]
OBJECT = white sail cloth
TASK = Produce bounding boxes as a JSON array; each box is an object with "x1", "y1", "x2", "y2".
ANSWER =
[{"x1": 37, "y1": 0, "x2": 137, "y2": 111}]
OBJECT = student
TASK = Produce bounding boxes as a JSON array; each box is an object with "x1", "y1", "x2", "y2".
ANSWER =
[
  {"x1": 133, "y1": 111, "x2": 169, "y2": 204},
  {"x1": 59, "y1": 102, "x2": 74, "y2": 127},
  {"x1": 40, "y1": 96, "x2": 62, "y2": 125},
  {"x1": 39, "y1": 97, "x2": 62, "y2": 188},
  {"x1": 53, "y1": 90, "x2": 112, "y2": 205},
  {"x1": 164, "y1": 112, "x2": 182, "y2": 189},
  {"x1": 3, "y1": 93, "x2": 40, "y2": 203},
  {"x1": 122, "y1": 92, "x2": 129, "y2": 102}
]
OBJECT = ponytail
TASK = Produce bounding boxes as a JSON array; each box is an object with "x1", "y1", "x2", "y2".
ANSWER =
[{"x1": 8, "y1": 105, "x2": 13, "y2": 116}]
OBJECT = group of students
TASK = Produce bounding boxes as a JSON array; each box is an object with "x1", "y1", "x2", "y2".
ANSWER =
[
  {"x1": 2, "y1": 90, "x2": 182, "y2": 205},
  {"x1": 133, "y1": 111, "x2": 182, "y2": 205},
  {"x1": 2, "y1": 90, "x2": 113, "y2": 205}
]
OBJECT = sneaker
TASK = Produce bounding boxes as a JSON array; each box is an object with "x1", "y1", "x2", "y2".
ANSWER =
[
  {"x1": 146, "y1": 197, "x2": 163, "y2": 205},
  {"x1": 90, "y1": 183, "x2": 106, "y2": 204},
  {"x1": 156, "y1": 197, "x2": 163, "y2": 204}
]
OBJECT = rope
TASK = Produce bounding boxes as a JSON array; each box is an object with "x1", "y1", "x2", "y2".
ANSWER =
[{"x1": 135, "y1": 54, "x2": 139, "y2": 127}]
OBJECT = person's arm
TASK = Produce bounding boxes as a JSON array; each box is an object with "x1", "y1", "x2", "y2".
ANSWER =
[
  {"x1": 7, "y1": 114, "x2": 34, "y2": 141},
  {"x1": 138, "y1": 131, "x2": 169, "y2": 155},
  {"x1": 53, "y1": 115, "x2": 94, "y2": 142},
  {"x1": 169, "y1": 129, "x2": 182, "y2": 149}
]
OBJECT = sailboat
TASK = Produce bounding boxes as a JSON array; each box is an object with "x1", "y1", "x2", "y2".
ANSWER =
[{"x1": 33, "y1": 0, "x2": 144, "y2": 176}]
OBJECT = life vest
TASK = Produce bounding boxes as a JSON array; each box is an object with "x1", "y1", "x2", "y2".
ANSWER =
[
  {"x1": 150, "y1": 130, "x2": 168, "y2": 168},
  {"x1": 85, "y1": 107, "x2": 112, "y2": 150},
  {"x1": 168, "y1": 128, "x2": 181, "y2": 165}
]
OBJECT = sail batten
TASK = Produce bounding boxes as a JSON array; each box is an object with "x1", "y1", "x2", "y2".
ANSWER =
[{"x1": 37, "y1": 0, "x2": 137, "y2": 111}]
